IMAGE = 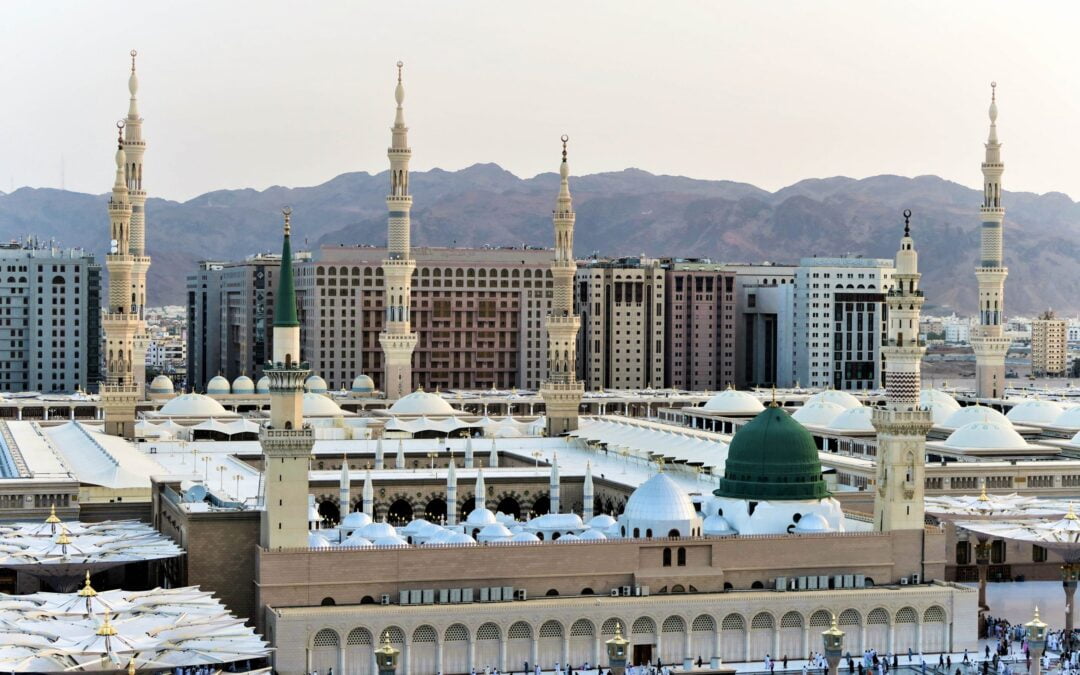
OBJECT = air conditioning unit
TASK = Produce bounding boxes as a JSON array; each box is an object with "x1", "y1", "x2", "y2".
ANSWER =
[
  {"x1": 621, "y1": 585, "x2": 632, "y2": 596},
  {"x1": 910, "y1": 573, "x2": 921, "y2": 585},
  {"x1": 610, "y1": 589, "x2": 620, "y2": 597},
  {"x1": 380, "y1": 594, "x2": 391, "y2": 605},
  {"x1": 774, "y1": 576, "x2": 787, "y2": 591},
  {"x1": 640, "y1": 585, "x2": 649, "y2": 596},
  {"x1": 514, "y1": 589, "x2": 527, "y2": 601},
  {"x1": 900, "y1": 577, "x2": 909, "y2": 586},
  {"x1": 634, "y1": 586, "x2": 642, "y2": 596}
]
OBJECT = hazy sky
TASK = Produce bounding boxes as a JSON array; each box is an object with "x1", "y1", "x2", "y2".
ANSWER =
[{"x1": 3, "y1": 1, "x2": 1079, "y2": 201}]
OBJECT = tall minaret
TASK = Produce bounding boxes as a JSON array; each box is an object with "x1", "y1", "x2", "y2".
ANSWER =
[
  {"x1": 549, "y1": 453, "x2": 561, "y2": 515},
  {"x1": 446, "y1": 459, "x2": 458, "y2": 526},
  {"x1": 378, "y1": 61, "x2": 418, "y2": 399},
  {"x1": 970, "y1": 82, "x2": 1011, "y2": 400},
  {"x1": 540, "y1": 136, "x2": 584, "y2": 435},
  {"x1": 124, "y1": 50, "x2": 151, "y2": 395},
  {"x1": 363, "y1": 470, "x2": 374, "y2": 518},
  {"x1": 259, "y1": 208, "x2": 315, "y2": 550},
  {"x1": 871, "y1": 210, "x2": 933, "y2": 531},
  {"x1": 101, "y1": 121, "x2": 139, "y2": 439},
  {"x1": 582, "y1": 461, "x2": 594, "y2": 520},
  {"x1": 338, "y1": 455, "x2": 351, "y2": 518}
]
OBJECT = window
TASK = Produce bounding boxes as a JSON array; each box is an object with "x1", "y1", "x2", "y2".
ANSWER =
[{"x1": 662, "y1": 547, "x2": 672, "y2": 567}]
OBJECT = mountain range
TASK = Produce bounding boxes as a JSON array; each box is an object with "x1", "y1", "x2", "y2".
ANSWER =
[{"x1": 0, "y1": 165, "x2": 1077, "y2": 315}]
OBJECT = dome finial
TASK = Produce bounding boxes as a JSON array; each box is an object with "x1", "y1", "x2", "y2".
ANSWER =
[
  {"x1": 561, "y1": 134, "x2": 569, "y2": 162},
  {"x1": 770, "y1": 385, "x2": 778, "y2": 408},
  {"x1": 282, "y1": 206, "x2": 292, "y2": 237},
  {"x1": 903, "y1": 209, "x2": 912, "y2": 237},
  {"x1": 116, "y1": 120, "x2": 125, "y2": 150},
  {"x1": 130, "y1": 49, "x2": 137, "y2": 73},
  {"x1": 991, "y1": 80, "x2": 997, "y2": 103},
  {"x1": 397, "y1": 61, "x2": 404, "y2": 83}
]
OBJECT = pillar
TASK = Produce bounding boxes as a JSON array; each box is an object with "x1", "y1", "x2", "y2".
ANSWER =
[
  {"x1": 468, "y1": 638, "x2": 475, "y2": 673},
  {"x1": 562, "y1": 636, "x2": 569, "y2": 667},
  {"x1": 1063, "y1": 563, "x2": 1080, "y2": 650},
  {"x1": 975, "y1": 537, "x2": 991, "y2": 611},
  {"x1": 531, "y1": 638, "x2": 538, "y2": 669},
  {"x1": 683, "y1": 632, "x2": 692, "y2": 670},
  {"x1": 435, "y1": 642, "x2": 442, "y2": 674},
  {"x1": 499, "y1": 639, "x2": 507, "y2": 672},
  {"x1": 712, "y1": 630, "x2": 721, "y2": 669}
]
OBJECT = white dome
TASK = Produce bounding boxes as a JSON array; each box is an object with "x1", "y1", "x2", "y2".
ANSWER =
[
  {"x1": 578, "y1": 528, "x2": 607, "y2": 541},
  {"x1": 944, "y1": 420, "x2": 1029, "y2": 450},
  {"x1": 702, "y1": 389, "x2": 765, "y2": 415},
  {"x1": 495, "y1": 511, "x2": 517, "y2": 525},
  {"x1": 792, "y1": 401, "x2": 846, "y2": 427},
  {"x1": 1055, "y1": 407, "x2": 1080, "y2": 430},
  {"x1": 352, "y1": 374, "x2": 375, "y2": 393},
  {"x1": 942, "y1": 405, "x2": 1011, "y2": 430},
  {"x1": 373, "y1": 534, "x2": 410, "y2": 548},
  {"x1": 302, "y1": 392, "x2": 344, "y2": 417},
  {"x1": 510, "y1": 530, "x2": 540, "y2": 542},
  {"x1": 340, "y1": 534, "x2": 374, "y2": 548},
  {"x1": 794, "y1": 512, "x2": 832, "y2": 533},
  {"x1": 466, "y1": 508, "x2": 499, "y2": 526},
  {"x1": 206, "y1": 375, "x2": 230, "y2": 395},
  {"x1": 624, "y1": 474, "x2": 697, "y2": 523},
  {"x1": 424, "y1": 529, "x2": 454, "y2": 545},
  {"x1": 357, "y1": 521, "x2": 397, "y2": 540},
  {"x1": 255, "y1": 376, "x2": 270, "y2": 394},
  {"x1": 527, "y1": 513, "x2": 585, "y2": 530},
  {"x1": 1006, "y1": 399, "x2": 1065, "y2": 425},
  {"x1": 158, "y1": 393, "x2": 229, "y2": 417},
  {"x1": 806, "y1": 390, "x2": 862, "y2": 409},
  {"x1": 587, "y1": 514, "x2": 617, "y2": 529},
  {"x1": 829, "y1": 406, "x2": 875, "y2": 432},
  {"x1": 444, "y1": 532, "x2": 477, "y2": 545},
  {"x1": 389, "y1": 389, "x2": 456, "y2": 416},
  {"x1": 308, "y1": 532, "x2": 333, "y2": 548},
  {"x1": 149, "y1": 375, "x2": 174, "y2": 394},
  {"x1": 341, "y1": 511, "x2": 373, "y2": 529},
  {"x1": 477, "y1": 523, "x2": 514, "y2": 542},
  {"x1": 232, "y1": 375, "x2": 255, "y2": 395},
  {"x1": 401, "y1": 518, "x2": 442, "y2": 537},
  {"x1": 305, "y1": 375, "x2": 328, "y2": 394},
  {"x1": 557, "y1": 533, "x2": 581, "y2": 542},
  {"x1": 702, "y1": 514, "x2": 736, "y2": 537},
  {"x1": 921, "y1": 389, "x2": 961, "y2": 424}
]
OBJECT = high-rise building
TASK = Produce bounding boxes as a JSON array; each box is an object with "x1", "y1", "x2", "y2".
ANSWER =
[
  {"x1": 661, "y1": 260, "x2": 737, "y2": 390},
  {"x1": 1031, "y1": 311, "x2": 1067, "y2": 377},
  {"x1": 576, "y1": 257, "x2": 665, "y2": 391},
  {"x1": 872, "y1": 210, "x2": 933, "y2": 531},
  {"x1": 379, "y1": 62, "x2": 418, "y2": 399},
  {"x1": 970, "y1": 83, "x2": 1011, "y2": 399},
  {"x1": 186, "y1": 261, "x2": 225, "y2": 391},
  {"x1": 729, "y1": 264, "x2": 796, "y2": 388},
  {"x1": 0, "y1": 241, "x2": 100, "y2": 393},
  {"x1": 540, "y1": 136, "x2": 584, "y2": 435},
  {"x1": 793, "y1": 257, "x2": 894, "y2": 391}
]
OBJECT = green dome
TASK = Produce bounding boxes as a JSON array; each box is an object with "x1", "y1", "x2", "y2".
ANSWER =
[{"x1": 714, "y1": 405, "x2": 829, "y2": 501}]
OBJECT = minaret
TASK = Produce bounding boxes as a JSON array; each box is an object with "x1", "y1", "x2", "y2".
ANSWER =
[
  {"x1": 395, "y1": 439, "x2": 405, "y2": 469},
  {"x1": 583, "y1": 461, "x2": 594, "y2": 520},
  {"x1": 100, "y1": 121, "x2": 139, "y2": 439},
  {"x1": 540, "y1": 136, "x2": 585, "y2": 435},
  {"x1": 363, "y1": 470, "x2": 374, "y2": 518},
  {"x1": 464, "y1": 436, "x2": 474, "y2": 469},
  {"x1": 446, "y1": 459, "x2": 458, "y2": 526},
  {"x1": 338, "y1": 455, "x2": 350, "y2": 518},
  {"x1": 375, "y1": 438, "x2": 384, "y2": 470},
  {"x1": 549, "y1": 453, "x2": 561, "y2": 514},
  {"x1": 378, "y1": 61, "x2": 418, "y2": 398},
  {"x1": 259, "y1": 208, "x2": 315, "y2": 550},
  {"x1": 474, "y1": 468, "x2": 486, "y2": 512},
  {"x1": 970, "y1": 82, "x2": 1011, "y2": 400},
  {"x1": 488, "y1": 438, "x2": 498, "y2": 468},
  {"x1": 871, "y1": 210, "x2": 934, "y2": 532},
  {"x1": 124, "y1": 50, "x2": 151, "y2": 395}
]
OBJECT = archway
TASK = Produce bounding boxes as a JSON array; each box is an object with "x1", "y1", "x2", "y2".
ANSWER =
[
  {"x1": 387, "y1": 499, "x2": 413, "y2": 525},
  {"x1": 317, "y1": 500, "x2": 340, "y2": 525},
  {"x1": 496, "y1": 496, "x2": 521, "y2": 519},
  {"x1": 425, "y1": 498, "x2": 447, "y2": 523},
  {"x1": 531, "y1": 495, "x2": 551, "y2": 516}
]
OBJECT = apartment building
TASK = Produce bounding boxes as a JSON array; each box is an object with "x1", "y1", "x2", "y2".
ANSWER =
[
  {"x1": 660, "y1": 259, "x2": 736, "y2": 391},
  {"x1": 1031, "y1": 311, "x2": 1067, "y2": 377},
  {"x1": 728, "y1": 263, "x2": 796, "y2": 388}
]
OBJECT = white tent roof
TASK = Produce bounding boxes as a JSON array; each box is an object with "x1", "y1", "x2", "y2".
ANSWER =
[{"x1": 43, "y1": 423, "x2": 167, "y2": 490}]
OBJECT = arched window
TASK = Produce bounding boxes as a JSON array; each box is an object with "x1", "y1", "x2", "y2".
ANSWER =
[
  {"x1": 677, "y1": 547, "x2": 686, "y2": 566},
  {"x1": 662, "y1": 548, "x2": 672, "y2": 567}
]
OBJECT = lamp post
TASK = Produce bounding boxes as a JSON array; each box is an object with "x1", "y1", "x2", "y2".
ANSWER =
[
  {"x1": 1026, "y1": 607, "x2": 1048, "y2": 675},
  {"x1": 975, "y1": 536, "x2": 992, "y2": 611},
  {"x1": 822, "y1": 615, "x2": 845, "y2": 675},
  {"x1": 201, "y1": 456, "x2": 210, "y2": 481},
  {"x1": 1064, "y1": 563, "x2": 1080, "y2": 651},
  {"x1": 605, "y1": 622, "x2": 630, "y2": 675},
  {"x1": 217, "y1": 465, "x2": 226, "y2": 490},
  {"x1": 375, "y1": 631, "x2": 400, "y2": 675}
]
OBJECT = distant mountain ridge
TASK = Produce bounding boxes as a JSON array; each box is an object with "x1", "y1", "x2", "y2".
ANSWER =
[{"x1": 0, "y1": 165, "x2": 1077, "y2": 315}]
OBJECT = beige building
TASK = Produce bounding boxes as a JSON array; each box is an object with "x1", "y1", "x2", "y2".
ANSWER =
[
  {"x1": 576, "y1": 258, "x2": 665, "y2": 391},
  {"x1": 1031, "y1": 311, "x2": 1067, "y2": 377}
]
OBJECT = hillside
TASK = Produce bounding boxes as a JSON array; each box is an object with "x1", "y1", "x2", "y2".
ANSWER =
[{"x1": 0, "y1": 165, "x2": 1077, "y2": 314}]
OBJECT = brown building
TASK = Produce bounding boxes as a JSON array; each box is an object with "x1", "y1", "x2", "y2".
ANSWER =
[{"x1": 661, "y1": 260, "x2": 737, "y2": 391}]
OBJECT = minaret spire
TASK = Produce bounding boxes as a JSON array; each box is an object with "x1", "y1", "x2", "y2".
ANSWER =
[
  {"x1": 379, "y1": 60, "x2": 419, "y2": 399},
  {"x1": 971, "y1": 81, "x2": 1010, "y2": 399},
  {"x1": 446, "y1": 459, "x2": 458, "y2": 526},
  {"x1": 123, "y1": 50, "x2": 151, "y2": 397},
  {"x1": 540, "y1": 136, "x2": 585, "y2": 435},
  {"x1": 871, "y1": 210, "x2": 933, "y2": 531}
]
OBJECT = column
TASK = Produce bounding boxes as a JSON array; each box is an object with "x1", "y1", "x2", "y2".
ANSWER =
[
  {"x1": 562, "y1": 636, "x2": 569, "y2": 668},
  {"x1": 916, "y1": 623, "x2": 923, "y2": 653},
  {"x1": 531, "y1": 638, "x2": 538, "y2": 669},
  {"x1": 887, "y1": 626, "x2": 895, "y2": 655},
  {"x1": 1064, "y1": 563, "x2": 1080, "y2": 650},
  {"x1": 594, "y1": 636, "x2": 602, "y2": 669},
  {"x1": 712, "y1": 631, "x2": 721, "y2": 669},
  {"x1": 499, "y1": 639, "x2": 507, "y2": 672},
  {"x1": 468, "y1": 638, "x2": 475, "y2": 673},
  {"x1": 435, "y1": 642, "x2": 443, "y2": 674},
  {"x1": 975, "y1": 537, "x2": 991, "y2": 611},
  {"x1": 402, "y1": 641, "x2": 410, "y2": 675},
  {"x1": 683, "y1": 632, "x2": 692, "y2": 671},
  {"x1": 43, "y1": 407, "x2": 49, "y2": 421},
  {"x1": 772, "y1": 631, "x2": 779, "y2": 661}
]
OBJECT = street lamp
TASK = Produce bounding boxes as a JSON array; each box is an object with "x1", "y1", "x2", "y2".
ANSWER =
[
  {"x1": 605, "y1": 622, "x2": 629, "y2": 675},
  {"x1": 1026, "y1": 607, "x2": 1048, "y2": 675},
  {"x1": 375, "y1": 631, "x2": 400, "y2": 675},
  {"x1": 202, "y1": 456, "x2": 210, "y2": 481},
  {"x1": 217, "y1": 465, "x2": 226, "y2": 490},
  {"x1": 822, "y1": 614, "x2": 845, "y2": 675}
]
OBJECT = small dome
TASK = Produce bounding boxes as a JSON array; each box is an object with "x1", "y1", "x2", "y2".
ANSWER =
[
  {"x1": 158, "y1": 393, "x2": 229, "y2": 417},
  {"x1": 1006, "y1": 399, "x2": 1065, "y2": 425},
  {"x1": 921, "y1": 389, "x2": 961, "y2": 424},
  {"x1": 466, "y1": 508, "x2": 498, "y2": 526},
  {"x1": 945, "y1": 420, "x2": 1028, "y2": 450},
  {"x1": 716, "y1": 406, "x2": 829, "y2": 501},
  {"x1": 702, "y1": 389, "x2": 765, "y2": 415},
  {"x1": 444, "y1": 532, "x2": 477, "y2": 545},
  {"x1": 578, "y1": 528, "x2": 607, "y2": 541},
  {"x1": 308, "y1": 532, "x2": 333, "y2": 548},
  {"x1": 477, "y1": 523, "x2": 513, "y2": 542},
  {"x1": 805, "y1": 390, "x2": 862, "y2": 409},
  {"x1": 424, "y1": 529, "x2": 454, "y2": 545},
  {"x1": 942, "y1": 405, "x2": 1011, "y2": 430},
  {"x1": 351, "y1": 374, "x2": 376, "y2": 393},
  {"x1": 149, "y1": 375, "x2": 174, "y2": 395},
  {"x1": 829, "y1": 406, "x2": 875, "y2": 432},
  {"x1": 791, "y1": 401, "x2": 846, "y2": 427},
  {"x1": 305, "y1": 375, "x2": 328, "y2": 394},
  {"x1": 303, "y1": 392, "x2": 344, "y2": 417},
  {"x1": 527, "y1": 513, "x2": 585, "y2": 530},
  {"x1": 341, "y1": 511, "x2": 373, "y2": 529},
  {"x1": 794, "y1": 512, "x2": 832, "y2": 533},
  {"x1": 702, "y1": 514, "x2": 736, "y2": 537},
  {"x1": 358, "y1": 520, "x2": 397, "y2": 540},
  {"x1": 255, "y1": 376, "x2": 270, "y2": 394},
  {"x1": 1054, "y1": 407, "x2": 1080, "y2": 430},
  {"x1": 389, "y1": 389, "x2": 457, "y2": 416},
  {"x1": 340, "y1": 534, "x2": 374, "y2": 548},
  {"x1": 206, "y1": 375, "x2": 230, "y2": 395},
  {"x1": 624, "y1": 474, "x2": 697, "y2": 523},
  {"x1": 373, "y1": 534, "x2": 410, "y2": 548},
  {"x1": 587, "y1": 514, "x2": 617, "y2": 530},
  {"x1": 510, "y1": 530, "x2": 541, "y2": 543},
  {"x1": 495, "y1": 511, "x2": 517, "y2": 525},
  {"x1": 232, "y1": 375, "x2": 255, "y2": 395},
  {"x1": 557, "y1": 533, "x2": 581, "y2": 542},
  {"x1": 401, "y1": 518, "x2": 441, "y2": 536}
]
